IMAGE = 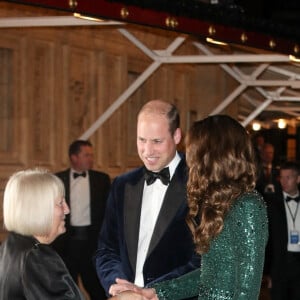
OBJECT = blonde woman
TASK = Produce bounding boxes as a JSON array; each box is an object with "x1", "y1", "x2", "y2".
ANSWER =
[{"x1": 0, "y1": 169, "x2": 84, "y2": 299}]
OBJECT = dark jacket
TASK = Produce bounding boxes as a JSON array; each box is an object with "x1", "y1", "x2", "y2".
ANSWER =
[
  {"x1": 0, "y1": 232, "x2": 84, "y2": 300},
  {"x1": 256, "y1": 164, "x2": 280, "y2": 196},
  {"x1": 95, "y1": 157, "x2": 200, "y2": 293},
  {"x1": 264, "y1": 191, "x2": 291, "y2": 281},
  {"x1": 52, "y1": 169, "x2": 111, "y2": 257}
]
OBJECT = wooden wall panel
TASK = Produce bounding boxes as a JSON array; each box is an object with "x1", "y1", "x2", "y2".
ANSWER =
[
  {"x1": 105, "y1": 54, "x2": 127, "y2": 173},
  {"x1": 0, "y1": 35, "x2": 25, "y2": 241},
  {"x1": 27, "y1": 39, "x2": 55, "y2": 167},
  {"x1": 125, "y1": 71, "x2": 145, "y2": 169},
  {"x1": 0, "y1": 48, "x2": 13, "y2": 152},
  {"x1": 94, "y1": 51, "x2": 106, "y2": 170},
  {"x1": 0, "y1": 36, "x2": 26, "y2": 168},
  {"x1": 64, "y1": 46, "x2": 96, "y2": 141}
]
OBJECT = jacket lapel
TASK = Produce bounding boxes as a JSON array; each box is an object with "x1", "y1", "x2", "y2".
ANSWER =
[
  {"x1": 57, "y1": 169, "x2": 71, "y2": 226},
  {"x1": 279, "y1": 194, "x2": 289, "y2": 242},
  {"x1": 124, "y1": 174, "x2": 145, "y2": 271},
  {"x1": 147, "y1": 160, "x2": 187, "y2": 257},
  {"x1": 63, "y1": 170, "x2": 71, "y2": 205}
]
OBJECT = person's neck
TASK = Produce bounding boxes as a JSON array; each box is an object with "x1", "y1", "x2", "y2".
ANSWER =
[
  {"x1": 34, "y1": 235, "x2": 52, "y2": 244},
  {"x1": 285, "y1": 189, "x2": 299, "y2": 197},
  {"x1": 72, "y1": 168, "x2": 86, "y2": 173}
]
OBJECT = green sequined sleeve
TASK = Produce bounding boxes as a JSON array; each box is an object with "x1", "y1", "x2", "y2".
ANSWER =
[
  {"x1": 151, "y1": 268, "x2": 201, "y2": 300},
  {"x1": 228, "y1": 193, "x2": 268, "y2": 299}
]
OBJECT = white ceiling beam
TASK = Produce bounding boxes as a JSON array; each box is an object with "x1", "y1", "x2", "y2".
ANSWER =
[
  {"x1": 0, "y1": 16, "x2": 124, "y2": 27},
  {"x1": 266, "y1": 106, "x2": 300, "y2": 111},
  {"x1": 210, "y1": 84, "x2": 247, "y2": 115},
  {"x1": 159, "y1": 54, "x2": 290, "y2": 64},
  {"x1": 241, "y1": 98, "x2": 273, "y2": 126},
  {"x1": 193, "y1": 42, "x2": 300, "y2": 123},
  {"x1": 79, "y1": 36, "x2": 185, "y2": 140},
  {"x1": 268, "y1": 65, "x2": 300, "y2": 79},
  {"x1": 2, "y1": 15, "x2": 298, "y2": 132},
  {"x1": 243, "y1": 80, "x2": 300, "y2": 88},
  {"x1": 79, "y1": 60, "x2": 162, "y2": 140},
  {"x1": 193, "y1": 41, "x2": 245, "y2": 82},
  {"x1": 118, "y1": 28, "x2": 158, "y2": 60},
  {"x1": 277, "y1": 96, "x2": 300, "y2": 101}
]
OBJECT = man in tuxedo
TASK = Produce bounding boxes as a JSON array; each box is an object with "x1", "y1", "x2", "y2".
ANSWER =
[
  {"x1": 264, "y1": 161, "x2": 300, "y2": 300},
  {"x1": 52, "y1": 140, "x2": 111, "y2": 300},
  {"x1": 95, "y1": 100, "x2": 200, "y2": 298}
]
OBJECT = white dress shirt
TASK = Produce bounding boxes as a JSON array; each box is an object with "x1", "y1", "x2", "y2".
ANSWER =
[
  {"x1": 134, "y1": 152, "x2": 181, "y2": 286},
  {"x1": 70, "y1": 169, "x2": 91, "y2": 226},
  {"x1": 283, "y1": 191, "x2": 300, "y2": 252}
]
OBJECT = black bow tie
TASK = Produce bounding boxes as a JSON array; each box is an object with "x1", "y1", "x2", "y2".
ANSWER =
[
  {"x1": 286, "y1": 196, "x2": 300, "y2": 203},
  {"x1": 73, "y1": 172, "x2": 86, "y2": 179},
  {"x1": 144, "y1": 167, "x2": 170, "y2": 185}
]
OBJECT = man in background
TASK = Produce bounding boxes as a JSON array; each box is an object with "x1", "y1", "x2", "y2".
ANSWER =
[
  {"x1": 256, "y1": 142, "x2": 280, "y2": 197},
  {"x1": 264, "y1": 161, "x2": 300, "y2": 300},
  {"x1": 252, "y1": 133, "x2": 265, "y2": 164},
  {"x1": 53, "y1": 140, "x2": 111, "y2": 300}
]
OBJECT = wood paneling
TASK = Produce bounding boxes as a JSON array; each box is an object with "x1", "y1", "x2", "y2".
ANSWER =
[
  {"x1": 27, "y1": 39, "x2": 55, "y2": 166},
  {"x1": 0, "y1": 2, "x2": 238, "y2": 240}
]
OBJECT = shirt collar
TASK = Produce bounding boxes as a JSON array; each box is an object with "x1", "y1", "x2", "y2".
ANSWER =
[
  {"x1": 70, "y1": 168, "x2": 88, "y2": 179},
  {"x1": 283, "y1": 191, "x2": 300, "y2": 200},
  {"x1": 165, "y1": 151, "x2": 181, "y2": 180}
]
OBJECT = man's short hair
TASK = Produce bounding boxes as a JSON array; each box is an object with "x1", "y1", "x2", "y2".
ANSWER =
[
  {"x1": 280, "y1": 161, "x2": 300, "y2": 174},
  {"x1": 68, "y1": 140, "x2": 92, "y2": 157}
]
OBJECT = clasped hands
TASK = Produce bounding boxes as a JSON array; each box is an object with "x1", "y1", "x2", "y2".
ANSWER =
[{"x1": 109, "y1": 278, "x2": 158, "y2": 300}]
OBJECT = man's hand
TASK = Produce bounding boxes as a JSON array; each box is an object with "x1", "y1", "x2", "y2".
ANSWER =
[
  {"x1": 113, "y1": 290, "x2": 145, "y2": 300},
  {"x1": 109, "y1": 278, "x2": 158, "y2": 300},
  {"x1": 109, "y1": 278, "x2": 138, "y2": 296}
]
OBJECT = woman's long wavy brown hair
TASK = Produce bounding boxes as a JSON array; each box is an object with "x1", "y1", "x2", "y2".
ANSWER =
[{"x1": 185, "y1": 115, "x2": 256, "y2": 254}]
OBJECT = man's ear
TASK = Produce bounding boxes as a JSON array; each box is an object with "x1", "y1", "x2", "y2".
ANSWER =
[
  {"x1": 173, "y1": 128, "x2": 182, "y2": 145},
  {"x1": 70, "y1": 154, "x2": 77, "y2": 164}
]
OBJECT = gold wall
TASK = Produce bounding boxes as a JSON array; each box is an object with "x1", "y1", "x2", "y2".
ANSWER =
[{"x1": 0, "y1": 2, "x2": 238, "y2": 240}]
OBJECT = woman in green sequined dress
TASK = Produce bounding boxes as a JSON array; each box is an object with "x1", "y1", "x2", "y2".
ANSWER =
[{"x1": 111, "y1": 115, "x2": 268, "y2": 300}]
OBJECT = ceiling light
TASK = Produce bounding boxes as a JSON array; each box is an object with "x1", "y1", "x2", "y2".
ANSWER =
[
  {"x1": 277, "y1": 119, "x2": 287, "y2": 129},
  {"x1": 289, "y1": 55, "x2": 300, "y2": 63},
  {"x1": 73, "y1": 13, "x2": 104, "y2": 22},
  {"x1": 252, "y1": 122, "x2": 261, "y2": 131},
  {"x1": 206, "y1": 37, "x2": 228, "y2": 46}
]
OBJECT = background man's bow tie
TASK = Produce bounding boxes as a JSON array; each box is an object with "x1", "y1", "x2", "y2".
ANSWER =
[
  {"x1": 286, "y1": 196, "x2": 300, "y2": 203},
  {"x1": 144, "y1": 167, "x2": 170, "y2": 185},
  {"x1": 73, "y1": 171, "x2": 86, "y2": 179}
]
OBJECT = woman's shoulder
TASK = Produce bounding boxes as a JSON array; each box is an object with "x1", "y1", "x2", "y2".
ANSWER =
[
  {"x1": 235, "y1": 190, "x2": 266, "y2": 210},
  {"x1": 26, "y1": 242, "x2": 61, "y2": 264},
  {"x1": 23, "y1": 243, "x2": 85, "y2": 299},
  {"x1": 3, "y1": 232, "x2": 37, "y2": 257},
  {"x1": 228, "y1": 191, "x2": 268, "y2": 243},
  {"x1": 230, "y1": 190, "x2": 267, "y2": 222}
]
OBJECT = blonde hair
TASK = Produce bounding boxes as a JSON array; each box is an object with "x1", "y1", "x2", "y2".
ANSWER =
[{"x1": 3, "y1": 168, "x2": 65, "y2": 236}]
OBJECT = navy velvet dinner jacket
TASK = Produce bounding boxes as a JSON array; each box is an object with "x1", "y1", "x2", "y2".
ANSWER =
[{"x1": 95, "y1": 157, "x2": 200, "y2": 294}]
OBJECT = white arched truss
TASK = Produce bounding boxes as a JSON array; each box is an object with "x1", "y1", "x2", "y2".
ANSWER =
[{"x1": 1, "y1": 15, "x2": 300, "y2": 138}]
